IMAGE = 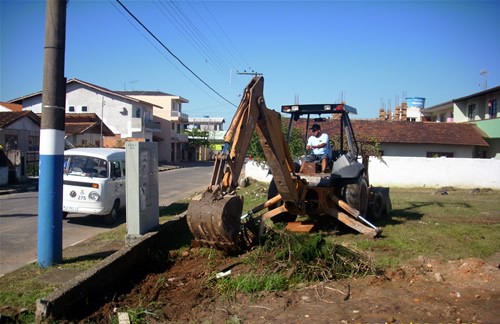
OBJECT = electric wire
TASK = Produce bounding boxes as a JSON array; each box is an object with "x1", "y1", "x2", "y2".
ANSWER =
[
  {"x1": 156, "y1": 0, "x2": 244, "y2": 96},
  {"x1": 110, "y1": 0, "x2": 224, "y2": 105},
  {"x1": 115, "y1": 0, "x2": 237, "y2": 107}
]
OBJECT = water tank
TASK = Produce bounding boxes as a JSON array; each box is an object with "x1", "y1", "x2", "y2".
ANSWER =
[{"x1": 406, "y1": 97, "x2": 426, "y2": 109}]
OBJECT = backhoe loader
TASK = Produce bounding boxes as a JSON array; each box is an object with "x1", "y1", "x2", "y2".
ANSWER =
[{"x1": 186, "y1": 76, "x2": 391, "y2": 252}]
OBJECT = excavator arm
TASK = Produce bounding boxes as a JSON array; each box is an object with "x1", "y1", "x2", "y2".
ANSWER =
[
  {"x1": 207, "y1": 76, "x2": 300, "y2": 201},
  {"x1": 187, "y1": 76, "x2": 304, "y2": 251}
]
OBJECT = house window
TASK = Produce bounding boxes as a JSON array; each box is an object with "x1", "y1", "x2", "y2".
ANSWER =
[
  {"x1": 4, "y1": 135, "x2": 18, "y2": 150},
  {"x1": 135, "y1": 108, "x2": 141, "y2": 118},
  {"x1": 467, "y1": 104, "x2": 476, "y2": 121},
  {"x1": 488, "y1": 99, "x2": 497, "y2": 118},
  {"x1": 172, "y1": 123, "x2": 175, "y2": 131},
  {"x1": 69, "y1": 106, "x2": 75, "y2": 112},
  {"x1": 82, "y1": 106, "x2": 88, "y2": 112},
  {"x1": 426, "y1": 152, "x2": 454, "y2": 158},
  {"x1": 28, "y1": 136, "x2": 39, "y2": 151},
  {"x1": 81, "y1": 140, "x2": 88, "y2": 146}
]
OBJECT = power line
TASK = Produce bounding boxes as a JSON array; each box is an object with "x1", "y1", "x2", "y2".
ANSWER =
[
  {"x1": 115, "y1": 0, "x2": 237, "y2": 107},
  {"x1": 155, "y1": 0, "x2": 245, "y2": 96},
  {"x1": 110, "y1": 1, "x2": 237, "y2": 111}
]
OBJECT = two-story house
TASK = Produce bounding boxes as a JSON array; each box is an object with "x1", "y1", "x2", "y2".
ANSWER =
[
  {"x1": 117, "y1": 91, "x2": 189, "y2": 163},
  {"x1": 187, "y1": 116, "x2": 226, "y2": 153},
  {"x1": 9, "y1": 78, "x2": 161, "y2": 148},
  {"x1": 422, "y1": 86, "x2": 500, "y2": 158}
]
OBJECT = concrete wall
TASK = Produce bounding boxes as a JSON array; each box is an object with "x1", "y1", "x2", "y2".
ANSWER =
[
  {"x1": 380, "y1": 143, "x2": 474, "y2": 158},
  {"x1": 36, "y1": 215, "x2": 192, "y2": 322},
  {"x1": 368, "y1": 156, "x2": 500, "y2": 189},
  {"x1": 244, "y1": 157, "x2": 500, "y2": 189}
]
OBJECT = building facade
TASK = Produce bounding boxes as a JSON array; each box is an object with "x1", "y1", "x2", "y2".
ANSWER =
[
  {"x1": 423, "y1": 86, "x2": 500, "y2": 158},
  {"x1": 117, "y1": 91, "x2": 189, "y2": 163},
  {"x1": 10, "y1": 79, "x2": 161, "y2": 147}
]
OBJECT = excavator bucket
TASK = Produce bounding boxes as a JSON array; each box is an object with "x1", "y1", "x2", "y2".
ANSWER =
[{"x1": 187, "y1": 192, "x2": 244, "y2": 252}]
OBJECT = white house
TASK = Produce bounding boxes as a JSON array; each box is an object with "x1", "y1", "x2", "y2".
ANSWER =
[{"x1": 9, "y1": 79, "x2": 161, "y2": 147}]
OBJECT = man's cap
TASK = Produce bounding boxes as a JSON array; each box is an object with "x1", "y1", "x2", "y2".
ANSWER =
[{"x1": 310, "y1": 124, "x2": 321, "y2": 131}]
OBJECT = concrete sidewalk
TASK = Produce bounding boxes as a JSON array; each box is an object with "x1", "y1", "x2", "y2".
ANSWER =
[{"x1": 0, "y1": 177, "x2": 39, "y2": 195}]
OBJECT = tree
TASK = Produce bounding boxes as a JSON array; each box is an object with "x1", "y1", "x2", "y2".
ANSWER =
[
  {"x1": 247, "y1": 121, "x2": 305, "y2": 164},
  {"x1": 185, "y1": 128, "x2": 210, "y2": 148}
]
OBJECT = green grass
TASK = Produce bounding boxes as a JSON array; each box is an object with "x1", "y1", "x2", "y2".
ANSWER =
[
  {"x1": 0, "y1": 184, "x2": 498, "y2": 321},
  {"x1": 339, "y1": 188, "x2": 500, "y2": 268}
]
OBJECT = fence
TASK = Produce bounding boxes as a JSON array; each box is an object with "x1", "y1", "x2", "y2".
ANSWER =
[{"x1": 244, "y1": 157, "x2": 500, "y2": 189}]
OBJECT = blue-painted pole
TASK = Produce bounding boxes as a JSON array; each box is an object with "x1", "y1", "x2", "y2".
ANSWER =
[{"x1": 37, "y1": 0, "x2": 67, "y2": 268}]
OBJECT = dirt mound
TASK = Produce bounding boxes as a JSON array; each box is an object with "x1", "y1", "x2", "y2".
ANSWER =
[{"x1": 83, "y1": 248, "x2": 499, "y2": 323}]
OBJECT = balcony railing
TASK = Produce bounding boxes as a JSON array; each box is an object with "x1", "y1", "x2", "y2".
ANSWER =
[
  {"x1": 131, "y1": 118, "x2": 161, "y2": 132},
  {"x1": 171, "y1": 111, "x2": 189, "y2": 121}
]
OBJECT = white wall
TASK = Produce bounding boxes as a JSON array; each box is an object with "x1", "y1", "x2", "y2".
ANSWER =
[
  {"x1": 380, "y1": 143, "x2": 473, "y2": 158},
  {"x1": 244, "y1": 157, "x2": 500, "y2": 189},
  {"x1": 368, "y1": 156, "x2": 500, "y2": 189}
]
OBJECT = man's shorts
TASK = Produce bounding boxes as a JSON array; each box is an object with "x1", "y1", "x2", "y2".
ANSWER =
[{"x1": 304, "y1": 154, "x2": 329, "y2": 163}]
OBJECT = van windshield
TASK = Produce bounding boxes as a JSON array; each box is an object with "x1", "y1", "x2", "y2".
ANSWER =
[{"x1": 64, "y1": 155, "x2": 109, "y2": 178}]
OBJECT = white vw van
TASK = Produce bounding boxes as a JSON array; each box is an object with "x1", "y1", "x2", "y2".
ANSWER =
[{"x1": 63, "y1": 148, "x2": 126, "y2": 224}]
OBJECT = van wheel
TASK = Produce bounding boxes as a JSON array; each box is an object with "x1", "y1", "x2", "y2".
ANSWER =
[
  {"x1": 62, "y1": 212, "x2": 68, "y2": 220},
  {"x1": 104, "y1": 201, "x2": 120, "y2": 225}
]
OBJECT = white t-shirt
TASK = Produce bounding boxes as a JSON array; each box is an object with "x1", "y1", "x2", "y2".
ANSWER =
[{"x1": 307, "y1": 133, "x2": 331, "y2": 157}]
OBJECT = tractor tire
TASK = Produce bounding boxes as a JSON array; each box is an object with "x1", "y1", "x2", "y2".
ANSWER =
[
  {"x1": 343, "y1": 177, "x2": 368, "y2": 218},
  {"x1": 104, "y1": 201, "x2": 120, "y2": 225},
  {"x1": 267, "y1": 179, "x2": 297, "y2": 224},
  {"x1": 368, "y1": 191, "x2": 384, "y2": 220}
]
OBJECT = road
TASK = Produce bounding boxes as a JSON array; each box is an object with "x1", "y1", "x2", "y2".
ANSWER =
[{"x1": 0, "y1": 163, "x2": 213, "y2": 276}]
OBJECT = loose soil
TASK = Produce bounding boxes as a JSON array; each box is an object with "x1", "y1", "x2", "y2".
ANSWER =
[{"x1": 84, "y1": 248, "x2": 499, "y2": 323}]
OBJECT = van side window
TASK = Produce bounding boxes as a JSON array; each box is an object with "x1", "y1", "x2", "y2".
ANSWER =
[{"x1": 111, "y1": 161, "x2": 122, "y2": 178}]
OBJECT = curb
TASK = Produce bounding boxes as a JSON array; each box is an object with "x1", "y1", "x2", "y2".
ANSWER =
[
  {"x1": 35, "y1": 212, "x2": 189, "y2": 323},
  {"x1": 0, "y1": 189, "x2": 16, "y2": 195}
]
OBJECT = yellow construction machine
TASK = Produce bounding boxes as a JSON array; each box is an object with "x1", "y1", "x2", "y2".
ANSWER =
[{"x1": 187, "y1": 76, "x2": 391, "y2": 252}]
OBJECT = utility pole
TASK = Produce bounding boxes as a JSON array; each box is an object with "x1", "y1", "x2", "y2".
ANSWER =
[
  {"x1": 237, "y1": 69, "x2": 263, "y2": 76},
  {"x1": 38, "y1": 0, "x2": 67, "y2": 268}
]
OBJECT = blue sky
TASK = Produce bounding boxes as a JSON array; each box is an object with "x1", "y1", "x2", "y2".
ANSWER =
[{"x1": 1, "y1": 0, "x2": 499, "y2": 124}]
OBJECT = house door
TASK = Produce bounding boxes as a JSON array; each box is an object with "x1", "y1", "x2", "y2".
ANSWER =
[{"x1": 26, "y1": 151, "x2": 39, "y2": 176}]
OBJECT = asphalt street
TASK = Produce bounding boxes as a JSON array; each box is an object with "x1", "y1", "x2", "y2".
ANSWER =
[{"x1": 0, "y1": 162, "x2": 213, "y2": 276}]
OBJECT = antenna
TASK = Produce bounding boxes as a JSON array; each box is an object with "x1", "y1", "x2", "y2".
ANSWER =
[{"x1": 124, "y1": 80, "x2": 139, "y2": 91}]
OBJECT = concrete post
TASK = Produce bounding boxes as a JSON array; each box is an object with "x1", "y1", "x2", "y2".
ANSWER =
[{"x1": 37, "y1": 0, "x2": 67, "y2": 267}]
